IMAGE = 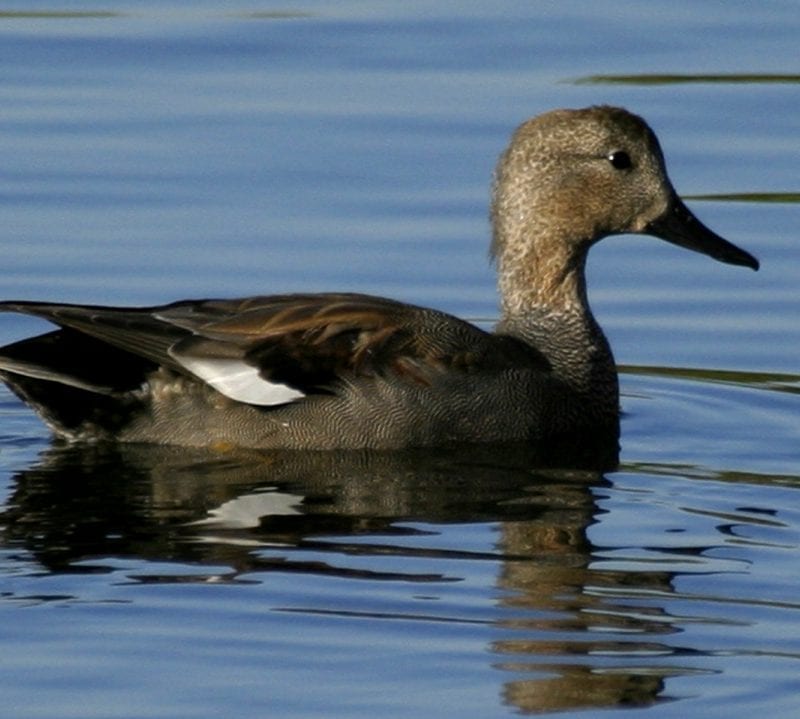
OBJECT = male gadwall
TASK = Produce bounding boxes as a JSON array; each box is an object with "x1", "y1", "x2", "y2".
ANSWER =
[{"x1": 0, "y1": 106, "x2": 758, "y2": 450}]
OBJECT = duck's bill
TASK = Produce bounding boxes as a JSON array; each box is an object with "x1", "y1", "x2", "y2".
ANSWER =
[{"x1": 646, "y1": 197, "x2": 759, "y2": 270}]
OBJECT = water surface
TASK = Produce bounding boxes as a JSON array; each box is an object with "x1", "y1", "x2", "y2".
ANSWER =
[{"x1": 1, "y1": 3, "x2": 798, "y2": 718}]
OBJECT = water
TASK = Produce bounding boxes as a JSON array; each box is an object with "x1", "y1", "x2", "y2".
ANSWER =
[{"x1": 0, "y1": 2, "x2": 798, "y2": 717}]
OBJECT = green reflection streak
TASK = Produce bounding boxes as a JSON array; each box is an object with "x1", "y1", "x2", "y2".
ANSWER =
[
  {"x1": 0, "y1": 11, "x2": 119, "y2": 18},
  {"x1": 572, "y1": 73, "x2": 800, "y2": 85},
  {"x1": 234, "y1": 12, "x2": 315, "y2": 19},
  {"x1": 684, "y1": 193, "x2": 800, "y2": 204},
  {"x1": 620, "y1": 364, "x2": 800, "y2": 394}
]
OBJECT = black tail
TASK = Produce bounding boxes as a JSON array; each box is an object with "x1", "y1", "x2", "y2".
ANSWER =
[{"x1": 0, "y1": 329, "x2": 156, "y2": 439}]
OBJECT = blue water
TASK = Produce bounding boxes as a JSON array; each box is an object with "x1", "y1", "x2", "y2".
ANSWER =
[{"x1": 1, "y1": 3, "x2": 799, "y2": 717}]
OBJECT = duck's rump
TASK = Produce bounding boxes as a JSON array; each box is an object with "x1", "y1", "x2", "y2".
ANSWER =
[{"x1": 0, "y1": 328, "x2": 159, "y2": 438}]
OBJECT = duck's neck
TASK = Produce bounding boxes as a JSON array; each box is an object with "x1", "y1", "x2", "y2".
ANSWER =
[{"x1": 494, "y1": 236, "x2": 618, "y2": 408}]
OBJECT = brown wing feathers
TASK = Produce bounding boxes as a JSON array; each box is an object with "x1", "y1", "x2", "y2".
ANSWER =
[{"x1": 0, "y1": 294, "x2": 548, "y2": 402}]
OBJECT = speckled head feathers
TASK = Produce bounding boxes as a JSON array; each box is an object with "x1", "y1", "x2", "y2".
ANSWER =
[
  {"x1": 490, "y1": 105, "x2": 670, "y2": 261},
  {"x1": 490, "y1": 105, "x2": 757, "y2": 274}
]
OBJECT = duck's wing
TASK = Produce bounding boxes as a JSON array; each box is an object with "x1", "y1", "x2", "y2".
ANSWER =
[
  {"x1": 0, "y1": 300, "x2": 187, "y2": 371},
  {"x1": 158, "y1": 292, "x2": 551, "y2": 406},
  {"x1": 0, "y1": 293, "x2": 549, "y2": 406}
]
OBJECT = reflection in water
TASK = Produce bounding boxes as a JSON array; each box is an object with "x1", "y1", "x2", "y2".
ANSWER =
[
  {"x1": 621, "y1": 365, "x2": 800, "y2": 393},
  {"x1": 2, "y1": 441, "x2": 615, "y2": 573},
  {"x1": 572, "y1": 73, "x2": 800, "y2": 85},
  {"x1": 0, "y1": 439, "x2": 695, "y2": 713},
  {"x1": 0, "y1": 11, "x2": 119, "y2": 19},
  {"x1": 684, "y1": 192, "x2": 800, "y2": 204}
]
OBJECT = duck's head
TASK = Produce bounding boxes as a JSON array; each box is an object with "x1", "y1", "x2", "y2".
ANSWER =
[{"x1": 491, "y1": 105, "x2": 758, "y2": 274}]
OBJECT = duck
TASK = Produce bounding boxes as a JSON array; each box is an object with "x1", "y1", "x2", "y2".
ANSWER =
[{"x1": 0, "y1": 106, "x2": 758, "y2": 450}]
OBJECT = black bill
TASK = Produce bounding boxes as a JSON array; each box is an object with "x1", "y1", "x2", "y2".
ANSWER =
[{"x1": 646, "y1": 196, "x2": 759, "y2": 271}]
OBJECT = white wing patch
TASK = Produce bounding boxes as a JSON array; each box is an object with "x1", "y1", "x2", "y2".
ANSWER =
[{"x1": 174, "y1": 355, "x2": 305, "y2": 406}]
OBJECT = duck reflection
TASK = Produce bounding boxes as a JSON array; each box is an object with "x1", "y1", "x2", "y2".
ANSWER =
[{"x1": 2, "y1": 438, "x2": 682, "y2": 712}]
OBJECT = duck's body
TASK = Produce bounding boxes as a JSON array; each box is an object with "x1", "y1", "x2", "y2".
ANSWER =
[
  {"x1": 0, "y1": 292, "x2": 611, "y2": 449},
  {"x1": 0, "y1": 106, "x2": 758, "y2": 450}
]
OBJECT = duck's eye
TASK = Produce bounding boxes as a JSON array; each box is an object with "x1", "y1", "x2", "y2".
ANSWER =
[{"x1": 607, "y1": 150, "x2": 632, "y2": 170}]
